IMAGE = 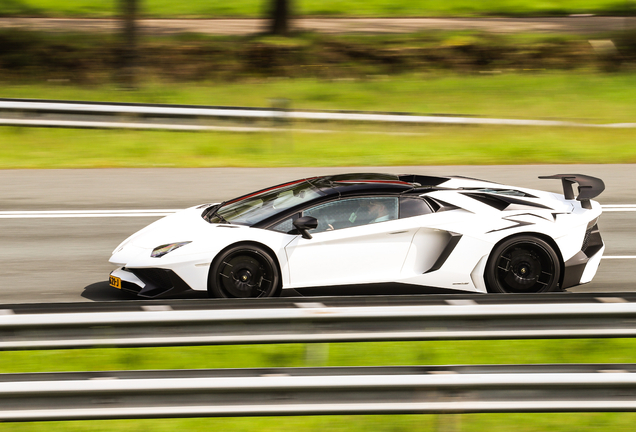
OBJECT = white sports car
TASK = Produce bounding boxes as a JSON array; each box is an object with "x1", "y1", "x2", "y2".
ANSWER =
[{"x1": 109, "y1": 173, "x2": 604, "y2": 298}]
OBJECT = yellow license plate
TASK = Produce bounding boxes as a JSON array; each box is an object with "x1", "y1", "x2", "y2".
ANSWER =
[{"x1": 109, "y1": 275, "x2": 122, "y2": 289}]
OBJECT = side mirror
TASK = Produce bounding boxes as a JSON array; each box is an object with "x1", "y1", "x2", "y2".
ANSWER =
[{"x1": 293, "y1": 216, "x2": 318, "y2": 239}]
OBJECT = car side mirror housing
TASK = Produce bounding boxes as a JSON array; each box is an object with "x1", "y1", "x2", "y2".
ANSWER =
[{"x1": 293, "y1": 216, "x2": 318, "y2": 239}]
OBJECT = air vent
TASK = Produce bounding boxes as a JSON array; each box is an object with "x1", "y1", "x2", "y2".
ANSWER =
[{"x1": 462, "y1": 192, "x2": 552, "y2": 211}]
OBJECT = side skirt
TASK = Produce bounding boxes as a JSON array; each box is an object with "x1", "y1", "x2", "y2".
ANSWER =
[{"x1": 293, "y1": 282, "x2": 467, "y2": 297}]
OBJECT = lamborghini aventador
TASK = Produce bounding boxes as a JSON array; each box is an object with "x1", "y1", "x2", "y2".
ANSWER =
[{"x1": 109, "y1": 173, "x2": 604, "y2": 298}]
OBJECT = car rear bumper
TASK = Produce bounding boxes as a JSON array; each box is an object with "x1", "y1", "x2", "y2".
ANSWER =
[{"x1": 562, "y1": 223, "x2": 604, "y2": 289}]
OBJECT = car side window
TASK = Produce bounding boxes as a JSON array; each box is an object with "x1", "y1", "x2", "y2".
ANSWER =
[
  {"x1": 270, "y1": 213, "x2": 299, "y2": 234},
  {"x1": 269, "y1": 197, "x2": 400, "y2": 234},
  {"x1": 304, "y1": 197, "x2": 398, "y2": 233},
  {"x1": 399, "y1": 197, "x2": 433, "y2": 218}
]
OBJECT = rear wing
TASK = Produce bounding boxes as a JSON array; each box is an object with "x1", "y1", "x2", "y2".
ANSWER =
[{"x1": 539, "y1": 174, "x2": 605, "y2": 209}]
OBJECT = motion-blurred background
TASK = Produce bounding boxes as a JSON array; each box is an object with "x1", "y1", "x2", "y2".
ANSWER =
[
  {"x1": 1, "y1": 0, "x2": 636, "y2": 167},
  {"x1": 1, "y1": 1, "x2": 636, "y2": 431}
]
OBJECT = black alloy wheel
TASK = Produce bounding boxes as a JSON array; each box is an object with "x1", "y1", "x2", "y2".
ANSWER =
[
  {"x1": 208, "y1": 245, "x2": 281, "y2": 298},
  {"x1": 485, "y1": 236, "x2": 561, "y2": 293}
]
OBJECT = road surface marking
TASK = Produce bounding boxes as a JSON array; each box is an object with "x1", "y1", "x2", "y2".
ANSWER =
[
  {"x1": 0, "y1": 210, "x2": 179, "y2": 218},
  {"x1": 602, "y1": 256, "x2": 636, "y2": 259}
]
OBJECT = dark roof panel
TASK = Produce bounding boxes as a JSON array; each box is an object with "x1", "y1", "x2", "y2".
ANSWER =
[{"x1": 398, "y1": 175, "x2": 450, "y2": 187}]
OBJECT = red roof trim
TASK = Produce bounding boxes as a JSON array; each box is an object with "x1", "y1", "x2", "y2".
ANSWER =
[{"x1": 224, "y1": 178, "x2": 315, "y2": 205}]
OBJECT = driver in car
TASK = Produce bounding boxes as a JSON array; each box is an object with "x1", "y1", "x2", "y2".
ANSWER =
[{"x1": 367, "y1": 200, "x2": 391, "y2": 223}]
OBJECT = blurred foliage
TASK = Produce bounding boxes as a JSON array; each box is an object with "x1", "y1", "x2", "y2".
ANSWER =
[{"x1": 1, "y1": 29, "x2": 636, "y2": 83}]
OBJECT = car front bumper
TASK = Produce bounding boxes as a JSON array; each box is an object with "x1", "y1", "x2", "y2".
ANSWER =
[{"x1": 110, "y1": 267, "x2": 192, "y2": 298}]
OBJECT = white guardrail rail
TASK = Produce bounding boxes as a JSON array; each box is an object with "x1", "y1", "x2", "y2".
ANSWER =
[
  {"x1": 2, "y1": 364, "x2": 636, "y2": 421},
  {"x1": 1, "y1": 294, "x2": 636, "y2": 349},
  {"x1": 2, "y1": 98, "x2": 636, "y2": 130},
  {"x1": 3, "y1": 294, "x2": 636, "y2": 421}
]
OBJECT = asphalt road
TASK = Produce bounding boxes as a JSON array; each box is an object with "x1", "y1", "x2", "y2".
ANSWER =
[{"x1": 0, "y1": 165, "x2": 633, "y2": 304}]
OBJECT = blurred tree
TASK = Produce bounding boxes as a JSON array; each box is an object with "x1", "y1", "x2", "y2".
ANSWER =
[
  {"x1": 119, "y1": 0, "x2": 138, "y2": 88},
  {"x1": 270, "y1": 0, "x2": 291, "y2": 35}
]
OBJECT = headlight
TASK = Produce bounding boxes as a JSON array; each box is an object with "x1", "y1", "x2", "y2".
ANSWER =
[{"x1": 151, "y1": 241, "x2": 192, "y2": 258}]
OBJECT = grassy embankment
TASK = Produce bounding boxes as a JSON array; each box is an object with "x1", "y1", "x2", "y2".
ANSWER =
[
  {"x1": 2, "y1": 0, "x2": 636, "y2": 17},
  {"x1": 2, "y1": 73, "x2": 636, "y2": 167}
]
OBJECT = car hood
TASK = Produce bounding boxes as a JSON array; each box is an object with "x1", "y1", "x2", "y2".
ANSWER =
[{"x1": 113, "y1": 206, "x2": 246, "y2": 253}]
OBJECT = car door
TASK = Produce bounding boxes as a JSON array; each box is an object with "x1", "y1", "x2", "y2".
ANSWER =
[{"x1": 280, "y1": 196, "x2": 419, "y2": 288}]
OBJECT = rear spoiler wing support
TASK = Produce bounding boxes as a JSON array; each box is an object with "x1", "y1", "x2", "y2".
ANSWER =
[{"x1": 538, "y1": 174, "x2": 605, "y2": 210}]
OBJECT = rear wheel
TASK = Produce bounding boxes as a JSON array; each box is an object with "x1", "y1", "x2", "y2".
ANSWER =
[
  {"x1": 208, "y1": 245, "x2": 281, "y2": 298},
  {"x1": 485, "y1": 236, "x2": 560, "y2": 293}
]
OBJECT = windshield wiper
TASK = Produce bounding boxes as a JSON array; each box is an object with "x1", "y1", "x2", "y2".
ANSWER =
[{"x1": 204, "y1": 202, "x2": 230, "y2": 224}]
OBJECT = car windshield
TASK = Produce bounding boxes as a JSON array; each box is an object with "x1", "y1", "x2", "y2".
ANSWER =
[{"x1": 206, "y1": 180, "x2": 324, "y2": 225}]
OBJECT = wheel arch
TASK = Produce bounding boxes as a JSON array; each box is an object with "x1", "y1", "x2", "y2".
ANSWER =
[
  {"x1": 207, "y1": 240, "x2": 284, "y2": 296},
  {"x1": 486, "y1": 231, "x2": 565, "y2": 290}
]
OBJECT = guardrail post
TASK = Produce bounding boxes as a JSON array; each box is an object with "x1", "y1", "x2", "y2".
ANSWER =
[
  {"x1": 304, "y1": 343, "x2": 329, "y2": 366},
  {"x1": 269, "y1": 97, "x2": 292, "y2": 152},
  {"x1": 435, "y1": 413, "x2": 461, "y2": 432},
  {"x1": 270, "y1": 98, "x2": 290, "y2": 126}
]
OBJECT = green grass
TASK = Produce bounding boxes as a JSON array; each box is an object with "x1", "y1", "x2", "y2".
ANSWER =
[
  {"x1": 2, "y1": 73, "x2": 636, "y2": 168},
  {"x1": 5, "y1": 413, "x2": 636, "y2": 432},
  {"x1": 3, "y1": 339, "x2": 636, "y2": 373},
  {"x1": 2, "y1": 0, "x2": 636, "y2": 18},
  {"x1": 1, "y1": 125, "x2": 635, "y2": 168}
]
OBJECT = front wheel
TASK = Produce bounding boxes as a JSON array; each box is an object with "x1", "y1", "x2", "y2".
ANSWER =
[
  {"x1": 485, "y1": 236, "x2": 561, "y2": 293},
  {"x1": 208, "y1": 245, "x2": 281, "y2": 298}
]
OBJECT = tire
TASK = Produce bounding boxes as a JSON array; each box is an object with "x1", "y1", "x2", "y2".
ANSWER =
[
  {"x1": 485, "y1": 236, "x2": 561, "y2": 293},
  {"x1": 208, "y1": 245, "x2": 281, "y2": 298}
]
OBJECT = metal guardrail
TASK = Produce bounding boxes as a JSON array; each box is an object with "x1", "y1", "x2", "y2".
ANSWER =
[
  {"x1": 3, "y1": 296, "x2": 636, "y2": 421},
  {"x1": 2, "y1": 364, "x2": 636, "y2": 421},
  {"x1": 2, "y1": 98, "x2": 635, "y2": 129},
  {"x1": 2, "y1": 294, "x2": 636, "y2": 350}
]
